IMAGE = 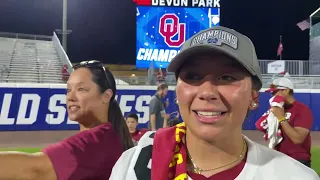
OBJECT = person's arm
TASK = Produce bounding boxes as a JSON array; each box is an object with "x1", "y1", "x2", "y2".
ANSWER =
[
  {"x1": 163, "y1": 118, "x2": 167, "y2": 128},
  {"x1": 272, "y1": 106, "x2": 313, "y2": 144},
  {"x1": 280, "y1": 121, "x2": 310, "y2": 144},
  {"x1": 150, "y1": 114, "x2": 156, "y2": 131},
  {"x1": 163, "y1": 114, "x2": 171, "y2": 128},
  {"x1": 163, "y1": 119, "x2": 167, "y2": 128},
  {"x1": 255, "y1": 110, "x2": 269, "y2": 133},
  {"x1": 149, "y1": 98, "x2": 158, "y2": 131},
  {"x1": 0, "y1": 151, "x2": 56, "y2": 180}
]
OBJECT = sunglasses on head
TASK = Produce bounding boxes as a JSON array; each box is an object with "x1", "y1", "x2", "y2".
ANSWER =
[
  {"x1": 73, "y1": 60, "x2": 113, "y2": 90},
  {"x1": 73, "y1": 60, "x2": 106, "y2": 70}
]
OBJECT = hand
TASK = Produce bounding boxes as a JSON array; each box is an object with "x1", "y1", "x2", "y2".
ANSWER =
[
  {"x1": 271, "y1": 106, "x2": 286, "y2": 119},
  {"x1": 165, "y1": 114, "x2": 171, "y2": 120}
]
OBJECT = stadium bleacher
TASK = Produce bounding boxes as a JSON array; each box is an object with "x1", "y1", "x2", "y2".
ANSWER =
[
  {"x1": 0, "y1": 34, "x2": 66, "y2": 83},
  {"x1": 0, "y1": 32, "x2": 318, "y2": 88}
]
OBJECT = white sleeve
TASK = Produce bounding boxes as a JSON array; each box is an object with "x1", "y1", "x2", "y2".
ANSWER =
[
  {"x1": 109, "y1": 131, "x2": 156, "y2": 180},
  {"x1": 310, "y1": 172, "x2": 320, "y2": 180},
  {"x1": 109, "y1": 147, "x2": 136, "y2": 180}
]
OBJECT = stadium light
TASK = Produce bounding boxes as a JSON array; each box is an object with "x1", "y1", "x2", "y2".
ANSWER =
[
  {"x1": 56, "y1": 0, "x2": 72, "y2": 53},
  {"x1": 62, "y1": 0, "x2": 67, "y2": 52}
]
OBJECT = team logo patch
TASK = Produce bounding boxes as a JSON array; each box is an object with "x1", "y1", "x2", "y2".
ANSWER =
[
  {"x1": 159, "y1": 13, "x2": 186, "y2": 48},
  {"x1": 190, "y1": 29, "x2": 238, "y2": 49}
]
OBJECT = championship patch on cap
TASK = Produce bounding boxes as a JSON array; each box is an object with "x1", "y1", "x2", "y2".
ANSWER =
[{"x1": 190, "y1": 29, "x2": 238, "y2": 49}]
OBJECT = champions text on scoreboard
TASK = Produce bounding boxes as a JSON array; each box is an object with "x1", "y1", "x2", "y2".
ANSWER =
[
  {"x1": 136, "y1": 7, "x2": 220, "y2": 68},
  {"x1": 135, "y1": 0, "x2": 220, "y2": 68}
]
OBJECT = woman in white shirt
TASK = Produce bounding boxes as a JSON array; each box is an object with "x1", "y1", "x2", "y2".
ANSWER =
[{"x1": 110, "y1": 26, "x2": 319, "y2": 180}]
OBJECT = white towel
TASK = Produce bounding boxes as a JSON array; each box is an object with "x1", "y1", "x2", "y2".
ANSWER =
[{"x1": 266, "y1": 96, "x2": 285, "y2": 148}]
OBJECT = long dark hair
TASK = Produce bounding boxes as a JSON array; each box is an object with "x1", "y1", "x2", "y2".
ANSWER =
[{"x1": 73, "y1": 61, "x2": 134, "y2": 150}]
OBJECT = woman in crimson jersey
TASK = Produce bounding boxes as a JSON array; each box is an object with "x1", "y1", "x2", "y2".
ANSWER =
[
  {"x1": 0, "y1": 60, "x2": 133, "y2": 180},
  {"x1": 256, "y1": 77, "x2": 314, "y2": 167},
  {"x1": 110, "y1": 26, "x2": 318, "y2": 180}
]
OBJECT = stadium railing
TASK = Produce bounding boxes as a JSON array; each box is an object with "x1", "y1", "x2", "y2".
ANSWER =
[
  {"x1": 115, "y1": 74, "x2": 320, "y2": 89},
  {"x1": 52, "y1": 32, "x2": 73, "y2": 74},
  {"x1": 115, "y1": 59, "x2": 320, "y2": 88},
  {"x1": 0, "y1": 32, "x2": 52, "y2": 41},
  {"x1": 258, "y1": 60, "x2": 320, "y2": 75}
]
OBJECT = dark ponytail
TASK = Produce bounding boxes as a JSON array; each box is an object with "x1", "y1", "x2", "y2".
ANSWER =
[{"x1": 108, "y1": 99, "x2": 134, "y2": 150}]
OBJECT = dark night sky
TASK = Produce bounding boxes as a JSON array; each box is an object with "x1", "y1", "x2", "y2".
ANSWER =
[{"x1": 0, "y1": 0, "x2": 319, "y2": 64}]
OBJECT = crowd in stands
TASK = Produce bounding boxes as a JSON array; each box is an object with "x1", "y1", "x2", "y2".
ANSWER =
[
  {"x1": 0, "y1": 65, "x2": 8, "y2": 81},
  {"x1": 61, "y1": 64, "x2": 69, "y2": 82},
  {"x1": 156, "y1": 68, "x2": 166, "y2": 84}
]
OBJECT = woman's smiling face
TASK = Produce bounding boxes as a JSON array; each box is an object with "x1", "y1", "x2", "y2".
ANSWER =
[{"x1": 176, "y1": 53, "x2": 258, "y2": 141}]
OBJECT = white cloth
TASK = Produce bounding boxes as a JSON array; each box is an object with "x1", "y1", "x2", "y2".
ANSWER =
[
  {"x1": 110, "y1": 131, "x2": 319, "y2": 180},
  {"x1": 266, "y1": 96, "x2": 284, "y2": 148}
]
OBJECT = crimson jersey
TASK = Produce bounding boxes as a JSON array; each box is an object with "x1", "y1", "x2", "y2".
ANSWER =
[
  {"x1": 131, "y1": 129, "x2": 149, "y2": 142},
  {"x1": 110, "y1": 131, "x2": 319, "y2": 180},
  {"x1": 42, "y1": 123, "x2": 123, "y2": 180},
  {"x1": 256, "y1": 100, "x2": 313, "y2": 161}
]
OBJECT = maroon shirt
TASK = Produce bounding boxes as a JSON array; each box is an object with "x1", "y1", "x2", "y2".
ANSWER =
[
  {"x1": 130, "y1": 128, "x2": 149, "y2": 142},
  {"x1": 275, "y1": 101, "x2": 313, "y2": 161},
  {"x1": 42, "y1": 123, "x2": 123, "y2": 180}
]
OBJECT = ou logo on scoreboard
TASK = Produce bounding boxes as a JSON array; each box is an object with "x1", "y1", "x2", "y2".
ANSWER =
[{"x1": 159, "y1": 13, "x2": 186, "y2": 48}]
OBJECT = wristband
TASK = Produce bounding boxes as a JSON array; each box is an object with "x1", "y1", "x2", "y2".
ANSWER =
[
  {"x1": 278, "y1": 117, "x2": 287, "y2": 123},
  {"x1": 280, "y1": 120, "x2": 287, "y2": 124}
]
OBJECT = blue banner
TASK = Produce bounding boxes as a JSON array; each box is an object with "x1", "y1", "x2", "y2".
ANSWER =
[
  {"x1": 0, "y1": 84, "x2": 178, "y2": 131},
  {"x1": 136, "y1": 6, "x2": 220, "y2": 68},
  {"x1": 0, "y1": 84, "x2": 319, "y2": 131}
]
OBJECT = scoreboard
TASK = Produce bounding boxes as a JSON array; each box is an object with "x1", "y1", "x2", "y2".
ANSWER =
[
  {"x1": 134, "y1": 0, "x2": 221, "y2": 69},
  {"x1": 134, "y1": 0, "x2": 220, "y2": 7}
]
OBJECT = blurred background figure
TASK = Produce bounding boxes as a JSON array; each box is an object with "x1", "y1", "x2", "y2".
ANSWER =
[
  {"x1": 126, "y1": 113, "x2": 149, "y2": 146},
  {"x1": 61, "y1": 64, "x2": 70, "y2": 82},
  {"x1": 256, "y1": 77, "x2": 314, "y2": 167},
  {"x1": 148, "y1": 83, "x2": 169, "y2": 130},
  {"x1": 156, "y1": 68, "x2": 166, "y2": 84},
  {"x1": 0, "y1": 64, "x2": 8, "y2": 82}
]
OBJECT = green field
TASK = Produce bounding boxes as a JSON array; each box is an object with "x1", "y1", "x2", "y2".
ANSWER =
[
  {"x1": 1, "y1": 147, "x2": 320, "y2": 175},
  {"x1": 1, "y1": 148, "x2": 42, "y2": 153},
  {"x1": 311, "y1": 147, "x2": 320, "y2": 175}
]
